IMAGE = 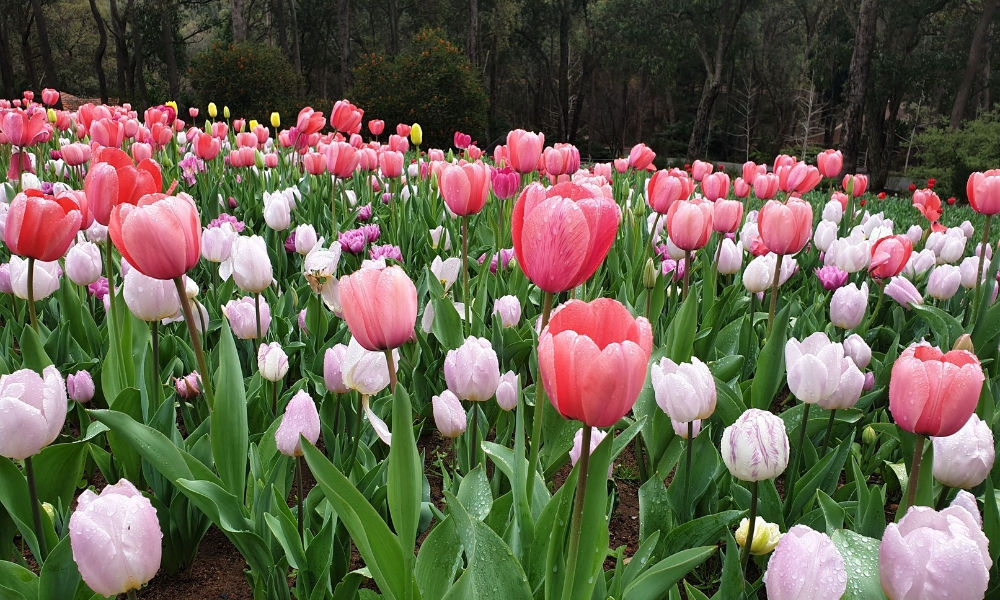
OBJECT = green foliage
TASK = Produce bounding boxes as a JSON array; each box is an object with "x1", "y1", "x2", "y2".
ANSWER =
[
  {"x1": 911, "y1": 113, "x2": 1000, "y2": 199},
  {"x1": 349, "y1": 29, "x2": 488, "y2": 148},
  {"x1": 189, "y1": 43, "x2": 303, "y2": 120}
]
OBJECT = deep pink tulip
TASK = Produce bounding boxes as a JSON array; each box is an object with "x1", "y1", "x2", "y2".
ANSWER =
[
  {"x1": 490, "y1": 166, "x2": 520, "y2": 200},
  {"x1": 396, "y1": 123, "x2": 411, "y2": 137},
  {"x1": 454, "y1": 131, "x2": 472, "y2": 149},
  {"x1": 543, "y1": 143, "x2": 581, "y2": 176},
  {"x1": 357, "y1": 147, "x2": 377, "y2": 171},
  {"x1": 61, "y1": 143, "x2": 91, "y2": 166},
  {"x1": 5, "y1": 190, "x2": 82, "y2": 262},
  {"x1": 733, "y1": 177, "x2": 751, "y2": 198},
  {"x1": 338, "y1": 264, "x2": 417, "y2": 351},
  {"x1": 441, "y1": 161, "x2": 490, "y2": 216},
  {"x1": 713, "y1": 199, "x2": 744, "y2": 233},
  {"x1": 40, "y1": 88, "x2": 59, "y2": 106},
  {"x1": 512, "y1": 182, "x2": 620, "y2": 293},
  {"x1": 816, "y1": 149, "x2": 843, "y2": 178},
  {"x1": 628, "y1": 143, "x2": 655, "y2": 170},
  {"x1": 967, "y1": 170, "x2": 1000, "y2": 215},
  {"x1": 379, "y1": 150, "x2": 403, "y2": 178},
  {"x1": 302, "y1": 152, "x2": 327, "y2": 175},
  {"x1": 323, "y1": 141, "x2": 359, "y2": 178},
  {"x1": 90, "y1": 118, "x2": 125, "y2": 148},
  {"x1": 753, "y1": 173, "x2": 779, "y2": 199},
  {"x1": 131, "y1": 142, "x2": 153, "y2": 163},
  {"x1": 758, "y1": 198, "x2": 812, "y2": 255},
  {"x1": 507, "y1": 129, "x2": 544, "y2": 173},
  {"x1": 647, "y1": 169, "x2": 691, "y2": 214},
  {"x1": 701, "y1": 172, "x2": 730, "y2": 201},
  {"x1": 330, "y1": 99, "x2": 363, "y2": 135},
  {"x1": 889, "y1": 343, "x2": 984, "y2": 437},
  {"x1": 368, "y1": 119, "x2": 384, "y2": 136},
  {"x1": 742, "y1": 161, "x2": 765, "y2": 183},
  {"x1": 667, "y1": 198, "x2": 714, "y2": 250},
  {"x1": 538, "y1": 298, "x2": 652, "y2": 427},
  {"x1": 869, "y1": 235, "x2": 913, "y2": 279},
  {"x1": 109, "y1": 193, "x2": 201, "y2": 280},
  {"x1": 194, "y1": 133, "x2": 221, "y2": 161}
]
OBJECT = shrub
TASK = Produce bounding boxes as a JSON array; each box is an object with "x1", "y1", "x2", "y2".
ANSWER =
[
  {"x1": 188, "y1": 43, "x2": 303, "y2": 121},
  {"x1": 349, "y1": 30, "x2": 488, "y2": 148},
  {"x1": 911, "y1": 114, "x2": 1000, "y2": 200}
]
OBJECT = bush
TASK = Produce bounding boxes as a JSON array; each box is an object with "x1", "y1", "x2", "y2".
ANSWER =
[
  {"x1": 188, "y1": 43, "x2": 303, "y2": 121},
  {"x1": 349, "y1": 30, "x2": 488, "y2": 148},
  {"x1": 910, "y1": 113, "x2": 1000, "y2": 200}
]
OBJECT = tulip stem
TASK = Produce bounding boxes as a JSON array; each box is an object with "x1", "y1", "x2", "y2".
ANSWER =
[
  {"x1": 272, "y1": 380, "x2": 278, "y2": 417},
  {"x1": 821, "y1": 410, "x2": 837, "y2": 455},
  {"x1": 331, "y1": 179, "x2": 338, "y2": 234},
  {"x1": 767, "y1": 254, "x2": 784, "y2": 335},
  {"x1": 24, "y1": 456, "x2": 47, "y2": 562},
  {"x1": 127, "y1": 590, "x2": 138, "y2": 600},
  {"x1": 906, "y1": 434, "x2": 926, "y2": 511},
  {"x1": 526, "y1": 291, "x2": 555, "y2": 512},
  {"x1": 560, "y1": 425, "x2": 591, "y2": 600},
  {"x1": 785, "y1": 402, "x2": 810, "y2": 513},
  {"x1": 296, "y1": 456, "x2": 305, "y2": 544},
  {"x1": 650, "y1": 213, "x2": 662, "y2": 250},
  {"x1": 345, "y1": 394, "x2": 364, "y2": 479},
  {"x1": 972, "y1": 214, "x2": 992, "y2": 325},
  {"x1": 331, "y1": 393, "x2": 342, "y2": 435},
  {"x1": 935, "y1": 485, "x2": 952, "y2": 510},
  {"x1": 105, "y1": 236, "x2": 119, "y2": 348},
  {"x1": 683, "y1": 421, "x2": 694, "y2": 520},
  {"x1": 384, "y1": 349, "x2": 397, "y2": 393},
  {"x1": 152, "y1": 320, "x2": 161, "y2": 410},
  {"x1": 174, "y1": 277, "x2": 215, "y2": 410},
  {"x1": 469, "y1": 404, "x2": 479, "y2": 472},
  {"x1": 462, "y1": 215, "x2": 470, "y2": 335},
  {"x1": 255, "y1": 293, "x2": 263, "y2": 343},
  {"x1": 26, "y1": 257, "x2": 37, "y2": 333},
  {"x1": 740, "y1": 480, "x2": 759, "y2": 572}
]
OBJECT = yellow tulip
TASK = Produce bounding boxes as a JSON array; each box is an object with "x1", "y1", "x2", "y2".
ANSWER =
[
  {"x1": 249, "y1": 120, "x2": 259, "y2": 131},
  {"x1": 46, "y1": 108, "x2": 57, "y2": 123},
  {"x1": 735, "y1": 517, "x2": 781, "y2": 556},
  {"x1": 166, "y1": 100, "x2": 178, "y2": 113},
  {"x1": 270, "y1": 112, "x2": 281, "y2": 128},
  {"x1": 410, "y1": 123, "x2": 423, "y2": 146},
  {"x1": 208, "y1": 102, "x2": 218, "y2": 118},
  {"x1": 223, "y1": 106, "x2": 230, "y2": 119}
]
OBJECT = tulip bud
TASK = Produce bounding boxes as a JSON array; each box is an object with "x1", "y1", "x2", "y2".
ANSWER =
[
  {"x1": 257, "y1": 342, "x2": 289, "y2": 382},
  {"x1": 735, "y1": 516, "x2": 781, "y2": 555},
  {"x1": 953, "y1": 333, "x2": 975, "y2": 353},
  {"x1": 223, "y1": 106, "x2": 230, "y2": 119},
  {"x1": 492, "y1": 295, "x2": 522, "y2": 328},
  {"x1": 46, "y1": 108, "x2": 57, "y2": 123},
  {"x1": 270, "y1": 112, "x2": 280, "y2": 128},
  {"x1": 65, "y1": 241, "x2": 103, "y2": 287},
  {"x1": 721, "y1": 409, "x2": 789, "y2": 482},
  {"x1": 410, "y1": 123, "x2": 423, "y2": 145},
  {"x1": 445, "y1": 337, "x2": 501, "y2": 401},
  {"x1": 932, "y1": 413, "x2": 995, "y2": 489},
  {"x1": 496, "y1": 371, "x2": 518, "y2": 411},
  {"x1": 208, "y1": 103, "x2": 218, "y2": 118},
  {"x1": 643, "y1": 257, "x2": 658, "y2": 290},
  {"x1": 432, "y1": 389, "x2": 467, "y2": 438},
  {"x1": 862, "y1": 426, "x2": 877, "y2": 445},
  {"x1": 249, "y1": 119, "x2": 259, "y2": 130},
  {"x1": 67, "y1": 370, "x2": 95, "y2": 403},
  {"x1": 175, "y1": 372, "x2": 201, "y2": 398},
  {"x1": 842, "y1": 334, "x2": 872, "y2": 369},
  {"x1": 716, "y1": 238, "x2": 743, "y2": 275},
  {"x1": 830, "y1": 282, "x2": 868, "y2": 330},
  {"x1": 294, "y1": 224, "x2": 318, "y2": 255},
  {"x1": 275, "y1": 390, "x2": 321, "y2": 457}
]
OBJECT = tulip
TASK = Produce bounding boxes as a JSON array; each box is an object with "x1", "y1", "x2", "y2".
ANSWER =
[
  {"x1": 496, "y1": 371, "x2": 518, "y2": 411},
  {"x1": 716, "y1": 238, "x2": 743, "y2": 274},
  {"x1": 843, "y1": 334, "x2": 872, "y2": 369},
  {"x1": 274, "y1": 390, "x2": 321, "y2": 458},
  {"x1": 258, "y1": 342, "x2": 289, "y2": 383},
  {"x1": 765, "y1": 525, "x2": 847, "y2": 600},
  {"x1": 9, "y1": 256, "x2": 61, "y2": 301},
  {"x1": 927, "y1": 265, "x2": 961, "y2": 300},
  {"x1": 69, "y1": 479, "x2": 162, "y2": 597},
  {"x1": 293, "y1": 223, "x2": 318, "y2": 255},
  {"x1": 646, "y1": 169, "x2": 692, "y2": 215},
  {"x1": 263, "y1": 190, "x2": 292, "y2": 231},
  {"x1": 822, "y1": 199, "x2": 843, "y2": 223},
  {"x1": 721, "y1": 408, "x2": 789, "y2": 482},
  {"x1": 5, "y1": 190, "x2": 82, "y2": 262},
  {"x1": 733, "y1": 177, "x2": 751, "y2": 198},
  {"x1": 960, "y1": 256, "x2": 985, "y2": 289},
  {"x1": 65, "y1": 241, "x2": 103, "y2": 286},
  {"x1": 713, "y1": 199, "x2": 743, "y2": 233},
  {"x1": 816, "y1": 149, "x2": 843, "y2": 178},
  {"x1": 433, "y1": 389, "x2": 467, "y2": 439},
  {"x1": 379, "y1": 150, "x2": 403, "y2": 178},
  {"x1": 735, "y1": 516, "x2": 781, "y2": 556},
  {"x1": 342, "y1": 337, "x2": 399, "y2": 396},
  {"x1": 0, "y1": 366, "x2": 67, "y2": 460},
  {"x1": 967, "y1": 170, "x2": 1000, "y2": 215},
  {"x1": 813, "y1": 220, "x2": 837, "y2": 252},
  {"x1": 329, "y1": 100, "x2": 362, "y2": 134},
  {"x1": 885, "y1": 276, "x2": 923, "y2": 309},
  {"x1": 628, "y1": 143, "x2": 655, "y2": 170},
  {"x1": 826, "y1": 237, "x2": 870, "y2": 273},
  {"x1": 667, "y1": 198, "x2": 713, "y2": 251},
  {"x1": 512, "y1": 182, "x2": 621, "y2": 294},
  {"x1": 410, "y1": 123, "x2": 422, "y2": 145},
  {"x1": 67, "y1": 370, "x2": 95, "y2": 403},
  {"x1": 868, "y1": 235, "x2": 912, "y2": 279},
  {"x1": 445, "y1": 337, "x2": 501, "y2": 401},
  {"x1": 817, "y1": 352, "x2": 864, "y2": 412},
  {"x1": 786, "y1": 162, "x2": 821, "y2": 194},
  {"x1": 222, "y1": 235, "x2": 273, "y2": 294},
  {"x1": 830, "y1": 281, "x2": 868, "y2": 329},
  {"x1": 753, "y1": 173, "x2": 779, "y2": 199},
  {"x1": 109, "y1": 193, "x2": 200, "y2": 281},
  {"x1": 441, "y1": 161, "x2": 490, "y2": 216},
  {"x1": 339, "y1": 263, "x2": 417, "y2": 352},
  {"x1": 538, "y1": 298, "x2": 652, "y2": 428},
  {"x1": 569, "y1": 427, "x2": 612, "y2": 479},
  {"x1": 932, "y1": 414, "x2": 995, "y2": 489},
  {"x1": 879, "y1": 505, "x2": 989, "y2": 600},
  {"x1": 223, "y1": 296, "x2": 271, "y2": 339},
  {"x1": 368, "y1": 119, "x2": 385, "y2": 136},
  {"x1": 743, "y1": 254, "x2": 777, "y2": 293},
  {"x1": 785, "y1": 333, "x2": 847, "y2": 405},
  {"x1": 123, "y1": 268, "x2": 180, "y2": 321},
  {"x1": 903, "y1": 248, "x2": 936, "y2": 278},
  {"x1": 492, "y1": 295, "x2": 521, "y2": 328},
  {"x1": 323, "y1": 344, "x2": 350, "y2": 394},
  {"x1": 842, "y1": 173, "x2": 868, "y2": 197},
  {"x1": 543, "y1": 143, "x2": 581, "y2": 176},
  {"x1": 691, "y1": 160, "x2": 713, "y2": 181},
  {"x1": 0, "y1": 108, "x2": 49, "y2": 147},
  {"x1": 651, "y1": 356, "x2": 716, "y2": 424},
  {"x1": 506, "y1": 129, "x2": 544, "y2": 173},
  {"x1": 61, "y1": 142, "x2": 92, "y2": 166},
  {"x1": 202, "y1": 224, "x2": 236, "y2": 263},
  {"x1": 490, "y1": 166, "x2": 520, "y2": 200},
  {"x1": 701, "y1": 172, "x2": 730, "y2": 201},
  {"x1": 758, "y1": 198, "x2": 812, "y2": 256}
]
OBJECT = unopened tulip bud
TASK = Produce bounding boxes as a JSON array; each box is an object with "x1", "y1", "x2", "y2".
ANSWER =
[
  {"x1": 722, "y1": 409, "x2": 789, "y2": 482},
  {"x1": 496, "y1": 371, "x2": 517, "y2": 410},
  {"x1": 444, "y1": 337, "x2": 501, "y2": 401},
  {"x1": 862, "y1": 426, "x2": 877, "y2": 445},
  {"x1": 270, "y1": 112, "x2": 280, "y2": 128},
  {"x1": 223, "y1": 106, "x2": 230, "y2": 119},
  {"x1": 257, "y1": 342, "x2": 289, "y2": 382},
  {"x1": 410, "y1": 123, "x2": 423, "y2": 145},
  {"x1": 570, "y1": 427, "x2": 612, "y2": 479},
  {"x1": 953, "y1": 333, "x2": 975, "y2": 353},
  {"x1": 67, "y1": 370, "x2": 95, "y2": 403},
  {"x1": 493, "y1": 295, "x2": 521, "y2": 328},
  {"x1": 642, "y1": 257, "x2": 659, "y2": 290},
  {"x1": 275, "y1": 390, "x2": 320, "y2": 457},
  {"x1": 736, "y1": 516, "x2": 781, "y2": 555},
  {"x1": 323, "y1": 344, "x2": 350, "y2": 394},
  {"x1": 432, "y1": 389, "x2": 467, "y2": 438},
  {"x1": 208, "y1": 103, "x2": 218, "y2": 118}
]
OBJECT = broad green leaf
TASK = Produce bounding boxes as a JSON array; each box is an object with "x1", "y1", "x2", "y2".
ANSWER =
[
  {"x1": 213, "y1": 321, "x2": 249, "y2": 498},
  {"x1": 912, "y1": 304, "x2": 963, "y2": 349},
  {"x1": 426, "y1": 268, "x2": 465, "y2": 350},
  {"x1": 0, "y1": 561, "x2": 37, "y2": 600},
  {"x1": 19, "y1": 325, "x2": 52, "y2": 374},
  {"x1": 750, "y1": 304, "x2": 789, "y2": 410},
  {"x1": 456, "y1": 465, "x2": 493, "y2": 521},
  {"x1": 415, "y1": 517, "x2": 464, "y2": 599},
  {"x1": 622, "y1": 546, "x2": 715, "y2": 600},
  {"x1": 830, "y1": 529, "x2": 888, "y2": 600},
  {"x1": 659, "y1": 511, "x2": 742, "y2": 559},
  {"x1": 106, "y1": 388, "x2": 143, "y2": 485},
  {"x1": 387, "y1": 383, "x2": 422, "y2": 599},
  {"x1": 33, "y1": 441, "x2": 89, "y2": 510},
  {"x1": 38, "y1": 534, "x2": 82, "y2": 600},
  {"x1": 264, "y1": 512, "x2": 307, "y2": 571},
  {"x1": 711, "y1": 532, "x2": 743, "y2": 600},
  {"x1": 0, "y1": 456, "x2": 44, "y2": 563}
]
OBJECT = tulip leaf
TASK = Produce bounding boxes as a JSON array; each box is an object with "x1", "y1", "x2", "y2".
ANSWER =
[
  {"x1": 264, "y1": 511, "x2": 306, "y2": 571},
  {"x1": 565, "y1": 431, "x2": 613, "y2": 600},
  {"x1": 537, "y1": 468, "x2": 577, "y2": 596},
  {"x1": 711, "y1": 532, "x2": 743, "y2": 600},
  {"x1": 638, "y1": 475, "x2": 672, "y2": 548},
  {"x1": 213, "y1": 320, "x2": 249, "y2": 499},
  {"x1": 426, "y1": 267, "x2": 465, "y2": 350},
  {"x1": 982, "y1": 476, "x2": 1000, "y2": 567},
  {"x1": 621, "y1": 546, "x2": 715, "y2": 600},
  {"x1": 38, "y1": 533, "x2": 82, "y2": 600},
  {"x1": 972, "y1": 242, "x2": 1000, "y2": 341},
  {"x1": 666, "y1": 427, "x2": 720, "y2": 521},
  {"x1": 387, "y1": 383, "x2": 422, "y2": 592},
  {"x1": 456, "y1": 465, "x2": 492, "y2": 521},
  {"x1": 830, "y1": 529, "x2": 888, "y2": 600},
  {"x1": 659, "y1": 510, "x2": 742, "y2": 559},
  {"x1": 816, "y1": 490, "x2": 845, "y2": 534},
  {"x1": 750, "y1": 304, "x2": 789, "y2": 410},
  {"x1": 32, "y1": 441, "x2": 89, "y2": 511},
  {"x1": 415, "y1": 516, "x2": 464, "y2": 599},
  {"x1": 713, "y1": 377, "x2": 746, "y2": 427},
  {"x1": 18, "y1": 325, "x2": 52, "y2": 375},
  {"x1": 482, "y1": 441, "x2": 550, "y2": 520},
  {"x1": 621, "y1": 530, "x2": 660, "y2": 589},
  {"x1": 105, "y1": 388, "x2": 144, "y2": 486},
  {"x1": 911, "y1": 304, "x2": 963, "y2": 349},
  {"x1": 664, "y1": 287, "x2": 699, "y2": 364},
  {"x1": 786, "y1": 435, "x2": 853, "y2": 522},
  {"x1": 0, "y1": 456, "x2": 44, "y2": 569},
  {"x1": 0, "y1": 561, "x2": 37, "y2": 600}
]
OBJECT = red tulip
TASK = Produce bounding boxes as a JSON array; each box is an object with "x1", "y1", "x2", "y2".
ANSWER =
[
  {"x1": 396, "y1": 123, "x2": 411, "y2": 138},
  {"x1": 816, "y1": 149, "x2": 843, "y2": 178},
  {"x1": 753, "y1": 173, "x2": 779, "y2": 200},
  {"x1": 454, "y1": 131, "x2": 472, "y2": 149},
  {"x1": 5, "y1": 190, "x2": 83, "y2": 261},
  {"x1": 947, "y1": 196, "x2": 956, "y2": 205},
  {"x1": 41, "y1": 88, "x2": 59, "y2": 106},
  {"x1": 323, "y1": 141, "x2": 359, "y2": 178},
  {"x1": 889, "y1": 343, "x2": 984, "y2": 437},
  {"x1": 512, "y1": 182, "x2": 620, "y2": 293},
  {"x1": 713, "y1": 199, "x2": 744, "y2": 234},
  {"x1": 647, "y1": 169, "x2": 692, "y2": 214},
  {"x1": 667, "y1": 198, "x2": 714, "y2": 250},
  {"x1": 507, "y1": 129, "x2": 545, "y2": 174},
  {"x1": 330, "y1": 100, "x2": 363, "y2": 135},
  {"x1": 368, "y1": 119, "x2": 385, "y2": 136},
  {"x1": 84, "y1": 148, "x2": 162, "y2": 226},
  {"x1": 339, "y1": 264, "x2": 417, "y2": 351},
  {"x1": 109, "y1": 193, "x2": 201, "y2": 280},
  {"x1": 877, "y1": 192, "x2": 886, "y2": 200},
  {"x1": 628, "y1": 143, "x2": 655, "y2": 170},
  {"x1": 441, "y1": 161, "x2": 490, "y2": 216},
  {"x1": 538, "y1": 298, "x2": 653, "y2": 427},
  {"x1": 701, "y1": 172, "x2": 731, "y2": 201},
  {"x1": 0, "y1": 108, "x2": 49, "y2": 147},
  {"x1": 869, "y1": 235, "x2": 913, "y2": 279},
  {"x1": 759, "y1": 198, "x2": 813, "y2": 255},
  {"x1": 194, "y1": 133, "x2": 221, "y2": 161},
  {"x1": 967, "y1": 171, "x2": 1000, "y2": 215}
]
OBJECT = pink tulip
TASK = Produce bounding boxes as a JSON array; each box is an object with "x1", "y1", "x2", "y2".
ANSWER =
[
  {"x1": 109, "y1": 193, "x2": 201, "y2": 280},
  {"x1": 701, "y1": 171, "x2": 731, "y2": 200},
  {"x1": 967, "y1": 170, "x2": 1000, "y2": 215},
  {"x1": 433, "y1": 389, "x2": 467, "y2": 438},
  {"x1": 388, "y1": 133, "x2": 409, "y2": 154},
  {"x1": 691, "y1": 160, "x2": 713, "y2": 181},
  {"x1": 869, "y1": 235, "x2": 913, "y2": 279},
  {"x1": 131, "y1": 142, "x2": 153, "y2": 163},
  {"x1": 368, "y1": 119, "x2": 385, "y2": 136},
  {"x1": 85, "y1": 147, "x2": 163, "y2": 225},
  {"x1": 324, "y1": 344, "x2": 350, "y2": 394},
  {"x1": 651, "y1": 356, "x2": 716, "y2": 423},
  {"x1": 512, "y1": 182, "x2": 621, "y2": 293},
  {"x1": 490, "y1": 166, "x2": 520, "y2": 200},
  {"x1": 538, "y1": 298, "x2": 652, "y2": 427},
  {"x1": 570, "y1": 427, "x2": 613, "y2": 479},
  {"x1": 506, "y1": 129, "x2": 544, "y2": 173},
  {"x1": 816, "y1": 149, "x2": 843, "y2": 178},
  {"x1": 613, "y1": 158, "x2": 628, "y2": 173},
  {"x1": 627, "y1": 143, "x2": 655, "y2": 170},
  {"x1": 445, "y1": 337, "x2": 501, "y2": 401},
  {"x1": 330, "y1": 99, "x2": 363, "y2": 135},
  {"x1": 90, "y1": 118, "x2": 125, "y2": 148},
  {"x1": 667, "y1": 198, "x2": 713, "y2": 250},
  {"x1": 647, "y1": 169, "x2": 692, "y2": 214},
  {"x1": 323, "y1": 141, "x2": 359, "y2": 178},
  {"x1": 223, "y1": 296, "x2": 271, "y2": 339},
  {"x1": 713, "y1": 199, "x2": 744, "y2": 233},
  {"x1": 786, "y1": 162, "x2": 821, "y2": 194},
  {"x1": 0, "y1": 366, "x2": 67, "y2": 460},
  {"x1": 765, "y1": 525, "x2": 847, "y2": 600},
  {"x1": 773, "y1": 154, "x2": 796, "y2": 170},
  {"x1": 742, "y1": 161, "x2": 765, "y2": 183},
  {"x1": 441, "y1": 161, "x2": 490, "y2": 216},
  {"x1": 396, "y1": 123, "x2": 411, "y2": 137},
  {"x1": 0, "y1": 108, "x2": 49, "y2": 147},
  {"x1": 889, "y1": 343, "x2": 984, "y2": 437},
  {"x1": 69, "y1": 479, "x2": 162, "y2": 596},
  {"x1": 733, "y1": 177, "x2": 751, "y2": 198},
  {"x1": 275, "y1": 390, "x2": 321, "y2": 457},
  {"x1": 842, "y1": 174, "x2": 868, "y2": 197},
  {"x1": 67, "y1": 370, "x2": 95, "y2": 403},
  {"x1": 758, "y1": 198, "x2": 812, "y2": 255},
  {"x1": 543, "y1": 143, "x2": 581, "y2": 176},
  {"x1": 379, "y1": 151, "x2": 403, "y2": 178},
  {"x1": 41, "y1": 88, "x2": 59, "y2": 106},
  {"x1": 61, "y1": 143, "x2": 92, "y2": 166},
  {"x1": 339, "y1": 263, "x2": 417, "y2": 351},
  {"x1": 753, "y1": 173, "x2": 779, "y2": 199},
  {"x1": 302, "y1": 152, "x2": 328, "y2": 175}
]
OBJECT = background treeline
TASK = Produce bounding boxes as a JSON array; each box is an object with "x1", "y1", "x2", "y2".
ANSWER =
[{"x1": 3, "y1": 0, "x2": 1000, "y2": 194}]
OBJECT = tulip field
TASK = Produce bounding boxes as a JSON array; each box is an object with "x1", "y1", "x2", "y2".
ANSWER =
[{"x1": 2, "y1": 92, "x2": 1000, "y2": 600}]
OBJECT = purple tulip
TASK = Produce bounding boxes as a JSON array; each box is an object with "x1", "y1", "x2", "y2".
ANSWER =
[
  {"x1": 67, "y1": 370, "x2": 95, "y2": 403},
  {"x1": 445, "y1": 337, "x2": 501, "y2": 401},
  {"x1": 492, "y1": 295, "x2": 522, "y2": 328},
  {"x1": 369, "y1": 243, "x2": 403, "y2": 262},
  {"x1": 814, "y1": 265, "x2": 848, "y2": 291},
  {"x1": 175, "y1": 372, "x2": 201, "y2": 398},
  {"x1": 830, "y1": 281, "x2": 868, "y2": 329},
  {"x1": 223, "y1": 296, "x2": 271, "y2": 339},
  {"x1": 357, "y1": 203, "x2": 373, "y2": 222}
]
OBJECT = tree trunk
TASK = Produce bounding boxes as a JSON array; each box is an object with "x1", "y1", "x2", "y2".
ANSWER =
[
  {"x1": 109, "y1": 0, "x2": 131, "y2": 101},
  {"x1": 387, "y1": 0, "x2": 399, "y2": 56},
  {"x1": 287, "y1": 0, "x2": 301, "y2": 75},
  {"x1": 840, "y1": 0, "x2": 879, "y2": 175},
  {"x1": 467, "y1": 0, "x2": 477, "y2": 63},
  {"x1": 20, "y1": 15, "x2": 37, "y2": 92},
  {"x1": 558, "y1": 0, "x2": 571, "y2": 140},
  {"x1": 487, "y1": 34, "x2": 498, "y2": 142},
  {"x1": 29, "y1": 0, "x2": 61, "y2": 106},
  {"x1": 950, "y1": 0, "x2": 999, "y2": 130},
  {"x1": 687, "y1": 77, "x2": 721, "y2": 160},
  {"x1": 131, "y1": 7, "x2": 149, "y2": 109},
  {"x1": 274, "y1": 0, "x2": 289, "y2": 56},
  {"x1": 338, "y1": 0, "x2": 349, "y2": 94},
  {"x1": 0, "y1": 16, "x2": 16, "y2": 99},
  {"x1": 88, "y1": 0, "x2": 110, "y2": 103},
  {"x1": 568, "y1": 51, "x2": 591, "y2": 144},
  {"x1": 160, "y1": 0, "x2": 179, "y2": 101},
  {"x1": 232, "y1": 0, "x2": 248, "y2": 43}
]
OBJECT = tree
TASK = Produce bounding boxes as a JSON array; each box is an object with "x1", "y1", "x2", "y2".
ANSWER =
[
  {"x1": 29, "y1": 0, "x2": 60, "y2": 103},
  {"x1": 88, "y1": 0, "x2": 109, "y2": 103},
  {"x1": 839, "y1": 0, "x2": 879, "y2": 176},
  {"x1": 950, "y1": 0, "x2": 999, "y2": 130}
]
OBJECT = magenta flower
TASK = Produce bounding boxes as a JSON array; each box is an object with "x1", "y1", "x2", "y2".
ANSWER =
[
  {"x1": 815, "y1": 265, "x2": 849, "y2": 290},
  {"x1": 369, "y1": 243, "x2": 403, "y2": 262},
  {"x1": 357, "y1": 203, "x2": 373, "y2": 222},
  {"x1": 87, "y1": 276, "x2": 109, "y2": 299},
  {"x1": 491, "y1": 166, "x2": 521, "y2": 200},
  {"x1": 339, "y1": 229, "x2": 366, "y2": 254},
  {"x1": 209, "y1": 213, "x2": 246, "y2": 232}
]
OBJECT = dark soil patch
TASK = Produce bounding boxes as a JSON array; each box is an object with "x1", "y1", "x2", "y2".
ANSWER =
[{"x1": 129, "y1": 526, "x2": 252, "y2": 600}]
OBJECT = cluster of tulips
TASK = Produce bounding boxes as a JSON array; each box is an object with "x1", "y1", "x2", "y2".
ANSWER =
[{"x1": 2, "y1": 87, "x2": 1000, "y2": 600}]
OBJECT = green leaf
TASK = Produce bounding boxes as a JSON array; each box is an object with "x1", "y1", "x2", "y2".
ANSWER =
[
  {"x1": 387, "y1": 383, "x2": 421, "y2": 598},
  {"x1": 830, "y1": 529, "x2": 888, "y2": 600},
  {"x1": 33, "y1": 441, "x2": 89, "y2": 511},
  {"x1": 415, "y1": 517, "x2": 464, "y2": 599},
  {"x1": 106, "y1": 388, "x2": 144, "y2": 485},
  {"x1": 816, "y1": 490, "x2": 845, "y2": 534},
  {"x1": 0, "y1": 456, "x2": 44, "y2": 563},
  {"x1": 982, "y1": 476, "x2": 1000, "y2": 567},
  {"x1": 713, "y1": 377, "x2": 747, "y2": 427},
  {"x1": 712, "y1": 533, "x2": 743, "y2": 600},
  {"x1": 0, "y1": 561, "x2": 37, "y2": 600},
  {"x1": 622, "y1": 546, "x2": 715, "y2": 600},
  {"x1": 426, "y1": 268, "x2": 465, "y2": 350},
  {"x1": 912, "y1": 304, "x2": 963, "y2": 349},
  {"x1": 482, "y1": 441, "x2": 550, "y2": 519},
  {"x1": 38, "y1": 534, "x2": 82, "y2": 600},
  {"x1": 456, "y1": 465, "x2": 493, "y2": 521},
  {"x1": 659, "y1": 511, "x2": 743, "y2": 559},
  {"x1": 666, "y1": 428, "x2": 719, "y2": 521},
  {"x1": 19, "y1": 325, "x2": 52, "y2": 374},
  {"x1": 638, "y1": 475, "x2": 672, "y2": 547},
  {"x1": 750, "y1": 304, "x2": 789, "y2": 410},
  {"x1": 621, "y1": 531, "x2": 660, "y2": 589},
  {"x1": 664, "y1": 288, "x2": 699, "y2": 364},
  {"x1": 213, "y1": 321, "x2": 249, "y2": 498},
  {"x1": 264, "y1": 512, "x2": 306, "y2": 571},
  {"x1": 566, "y1": 431, "x2": 613, "y2": 600}
]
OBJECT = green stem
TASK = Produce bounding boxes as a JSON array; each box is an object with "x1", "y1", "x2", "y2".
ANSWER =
[
  {"x1": 272, "y1": 380, "x2": 278, "y2": 417},
  {"x1": 331, "y1": 393, "x2": 342, "y2": 435},
  {"x1": 127, "y1": 590, "x2": 139, "y2": 600},
  {"x1": 768, "y1": 254, "x2": 784, "y2": 335},
  {"x1": 683, "y1": 421, "x2": 694, "y2": 519},
  {"x1": 740, "y1": 480, "x2": 759, "y2": 571},
  {"x1": 469, "y1": 403, "x2": 479, "y2": 471},
  {"x1": 559, "y1": 425, "x2": 592, "y2": 600},
  {"x1": 384, "y1": 349, "x2": 397, "y2": 393},
  {"x1": 25, "y1": 456, "x2": 47, "y2": 561},
  {"x1": 935, "y1": 484, "x2": 952, "y2": 510},
  {"x1": 345, "y1": 395, "x2": 364, "y2": 479},
  {"x1": 972, "y1": 214, "x2": 993, "y2": 325},
  {"x1": 650, "y1": 213, "x2": 662, "y2": 249},
  {"x1": 635, "y1": 435, "x2": 648, "y2": 483},
  {"x1": 785, "y1": 402, "x2": 811, "y2": 511},
  {"x1": 682, "y1": 254, "x2": 690, "y2": 300},
  {"x1": 174, "y1": 277, "x2": 215, "y2": 410},
  {"x1": 462, "y1": 215, "x2": 470, "y2": 335},
  {"x1": 255, "y1": 293, "x2": 263, "y2": 343},
  {"x1": 526, "y1": 291, "x2": 555, "y2": 512},
  {"x1": 26, "y1": 257, "x2": 37, "y2": 333},
  {"x1": 821, "y1": 410, "x2": 837, "y2": 455},
  {"x1": 297, "y1": 456, "x2": 305, "y2": 544},
  {"x1": 906, "y1": 434, "x2": 926, "y2": 511}
]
